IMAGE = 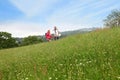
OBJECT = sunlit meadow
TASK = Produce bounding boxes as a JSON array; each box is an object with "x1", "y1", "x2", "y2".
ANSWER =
[{"x1": 0, "y1": 28, "x2": 120, "y2": 80}]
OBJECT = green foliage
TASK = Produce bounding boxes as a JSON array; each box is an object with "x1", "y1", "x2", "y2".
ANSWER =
[
  {"x1": 0, "y1": 32, "x2": 18, "y2": 49},
  {"x1": 21, "y1": 36, "x2": 43, "y2": 46},
  {"x1": 0, "y1": 28, "x2": 120, "y2": 80},
  {"x1": 104, "y1": 9, "x2": 120, "y2": 28}
]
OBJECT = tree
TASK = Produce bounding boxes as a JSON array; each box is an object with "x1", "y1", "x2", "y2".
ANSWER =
[
  {"x1": 104, "y1": 9, "x2": 120, "y2": 28},
  {"x1": 0, "y1": 32, "x2": 18, "y2": 49},
  {"x1": 21, "y1": 36, "x2": 43, "y2": 46}
]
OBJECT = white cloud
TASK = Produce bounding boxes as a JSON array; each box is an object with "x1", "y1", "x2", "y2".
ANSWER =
[
  {"x1": 0, "y1": 21, "x2": 88, "y2": 37},
  {"x1": 82, "y1": 4, "x2": 120, "y2": 21},
  {"x1": 0, "y1": 22, "x2": 48, "y2": 37},
  {"x1": 46, "y1": 0, "x2": 102, "y2": 28},
  {"x1": 46, "y1": 0, "x2": 120, "y2": 29},
  {"x1": 10, "y1": 0, "x2": 58, "y2": 17}
]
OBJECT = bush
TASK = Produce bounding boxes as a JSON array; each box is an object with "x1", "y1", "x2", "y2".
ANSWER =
[
  {"x1": 0, "y1": 32, "x2": 18, "y2": 49},
  {"x1": 21, "y1": 36, "x2": 43, "y2": 46}
]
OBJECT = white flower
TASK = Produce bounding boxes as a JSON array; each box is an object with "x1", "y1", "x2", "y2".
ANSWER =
[
  {"x1": 55, "y1": 69, "x2": 57, "y2": 71},
  {"x1": 79, "y1": 63, "x2": 82, "y2": 65},
  {"x1": 49, "y1": 77, "x2": 52, "y2": 80},
  {"x1": 70, "y1": 64, "x2": 72, "y2": 66},
  {"x1": 117, "y1": 76, "x2": 120, "y2": 79},
  {"x1": 86, "y1": 61, "x2": 92, "y2": 64},
  {"x1": 59, "y1": 64, "x2": 63, "y2": 66},
  {"x1": 56, "y1": 77, "x2": 58, "y2": 79},
  {"x1": 25, "y1": 77, "x2": 28, "y2": 80}
]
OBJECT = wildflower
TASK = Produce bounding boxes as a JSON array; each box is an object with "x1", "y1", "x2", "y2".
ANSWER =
[
  {"x1": 79, "y1": 63, "x2": 82, "y2": 66},
  {"x1": 117, "y1": 76, "x2": 120, "y2": 79},
  {"x1": 49, "y1": 77, "x2": 52, "y2": 80},
  {"x1": 56, "y1": 77, "x2": 58, "y2": 80},
  {"x1": 86, "y1": 61, "x2": 92, "y2": 64},
  {"x1": 25, "y1": 77, "x2": 28, "y2": 80},
  {"x1": 70, "y1": 64, "x2": 72, "y2": 66},
  {"x1": 59, "y1": 64, "x2": 63, "y2": 66},
  {"x1": 55, "y1": 69, "x2": 57, "y2": 71}
]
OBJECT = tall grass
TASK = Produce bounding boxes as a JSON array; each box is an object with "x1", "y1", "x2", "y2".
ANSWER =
[{"x1": 0, "y1": 28, "x2": 120, "y2": 80}]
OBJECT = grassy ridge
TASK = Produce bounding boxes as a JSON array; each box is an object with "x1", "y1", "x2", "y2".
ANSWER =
[{"x1": 0, "y1": 28, "x2": 120, "y2": 80}]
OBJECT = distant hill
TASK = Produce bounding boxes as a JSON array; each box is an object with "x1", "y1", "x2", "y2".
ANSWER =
[
  {"x1": 60, "y1": 27, "x2": 97, "y2": 37},
  {"x1": 15, "y1": 27, "x2": 97, "y2": 42}
]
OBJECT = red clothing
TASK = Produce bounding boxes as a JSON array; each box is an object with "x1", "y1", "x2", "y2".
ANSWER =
[{"x1": 45, "y1": 32, "x2": 52, "y2": 40}]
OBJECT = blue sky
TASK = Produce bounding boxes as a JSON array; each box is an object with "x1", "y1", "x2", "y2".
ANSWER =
[{"x1": 0, "y1": 0, "x2": 120, "y2": 37}]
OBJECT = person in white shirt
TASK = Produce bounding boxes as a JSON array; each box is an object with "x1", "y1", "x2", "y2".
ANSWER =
[{"x1": 53, "y1": 26, "x2": 60, "y2": 40}]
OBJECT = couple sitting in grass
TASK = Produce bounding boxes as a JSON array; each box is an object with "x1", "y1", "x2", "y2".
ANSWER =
[{"x1": 45, "y1": 26, "x2": 61, "y2": 42}]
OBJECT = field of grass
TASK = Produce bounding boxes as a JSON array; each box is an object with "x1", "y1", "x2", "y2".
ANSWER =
[{"x1": 0, "y1": 28, "x2": 120, "y2": 80}]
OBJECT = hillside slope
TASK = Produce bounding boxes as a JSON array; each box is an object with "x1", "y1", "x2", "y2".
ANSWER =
[{"x1": 0, "y1": 28, "x2": 120, "y2": 80}]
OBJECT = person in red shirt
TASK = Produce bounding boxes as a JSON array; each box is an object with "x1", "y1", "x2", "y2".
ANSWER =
[{"x1": 45, "y1": 30, "x2": 52, "y2": 42}]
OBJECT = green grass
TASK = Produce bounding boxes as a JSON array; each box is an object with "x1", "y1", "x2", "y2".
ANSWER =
[{"x1": 0, "y1": 28, "x2": 120, "y2": 80}]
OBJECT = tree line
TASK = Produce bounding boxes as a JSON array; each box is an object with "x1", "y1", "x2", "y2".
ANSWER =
[{"x1": 0, "y1": 32, "x2": 43, "y2": 49}]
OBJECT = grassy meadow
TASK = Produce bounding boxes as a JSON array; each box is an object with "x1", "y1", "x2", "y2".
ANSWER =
[{"x1": 0, "y1": 28, "x2": 120, "y2": 80}]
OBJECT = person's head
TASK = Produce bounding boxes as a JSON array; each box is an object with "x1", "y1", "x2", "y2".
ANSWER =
[
  {"x1": 48, "y1": 30, "x2": 50, "y2": 33},
  {"x1": 54, "y1": 26, "x2": 57, "y2": 30}
]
